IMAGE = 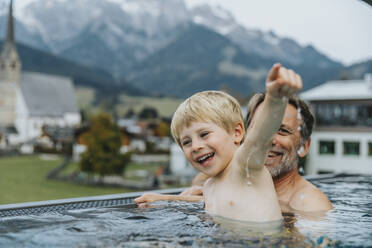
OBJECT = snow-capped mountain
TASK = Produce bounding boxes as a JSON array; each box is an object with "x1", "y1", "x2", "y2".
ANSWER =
[
  {"x1": 16, "y1": 0, "x2": 190, "y2": 45},
  {"x1": 10, "y1": 0, "x2": 190, "y2": 50},
  {"x1": 189, "y1": 4, "x2": 336, "y2": 68},
  {"x1": 4, "y1": 0, "x2": 196, "y2": 76},
  {"x1": 6, "y1": 0, "x2": 339, "y2": 65},
  {"x1": 0, "y1": 0, "x2": 344, "y2": 97}
]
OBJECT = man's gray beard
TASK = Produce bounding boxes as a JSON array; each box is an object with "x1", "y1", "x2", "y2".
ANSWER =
[{"x1": 266, "y1": 148, "x2": 298, "y2": 178}]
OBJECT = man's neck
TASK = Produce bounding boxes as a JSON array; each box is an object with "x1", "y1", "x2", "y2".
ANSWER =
[{"x1": 273, "y1": 169, "x2": 301, "y2": 201}]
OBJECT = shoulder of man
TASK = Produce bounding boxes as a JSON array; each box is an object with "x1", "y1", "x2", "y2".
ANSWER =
[{"x1": 289, "y1": 180, "x2": 333, "y2": 212}]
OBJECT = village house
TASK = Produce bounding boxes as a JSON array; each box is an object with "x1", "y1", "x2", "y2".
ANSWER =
[{"x1": 300, "y1": 74, "x2": 372, "y2": 175}]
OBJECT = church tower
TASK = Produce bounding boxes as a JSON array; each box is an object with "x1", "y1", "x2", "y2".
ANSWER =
[
  {"x1": 0, "y1": 0, "x2": 21, "y2": 129},
  {"x1": 0, "y1": 0, "x2": 21, "y2": 80}
]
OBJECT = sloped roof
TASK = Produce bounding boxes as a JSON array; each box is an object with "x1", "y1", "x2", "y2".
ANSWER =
[
  {"x1": 300, "y1": 77, "x2": 372, "y2": 101},
  {"x1": 20, "y1": 72, "x2": 79, "y2": 117}
]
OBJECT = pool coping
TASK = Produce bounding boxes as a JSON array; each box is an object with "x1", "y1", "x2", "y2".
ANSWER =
[
  {"x1": 0, "y1": 173, "x2": 361, "y2": 217},
  {"x1": 0, "y1": 188, "x2": 186, "y2": 218}
]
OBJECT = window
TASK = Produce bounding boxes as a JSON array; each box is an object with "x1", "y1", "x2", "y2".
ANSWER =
[
  {"x1": 368, "y1": 142, "x2": 372, "y2": 156},
  {"x1": 315, "y1": 103, "x2": 372, "y2": 127},
  {"x1": 343, "y1": 141, "x2": 360, "y2": 155},
  {"x1": 367, "y1": 106, "x2": 372, "y2": 126},
  {"x1": 334, "y1": 105, "x2": 342, "y2": 118},
  {"x1": 319, "y1": 141, "x2": 335, "y2": 155}
]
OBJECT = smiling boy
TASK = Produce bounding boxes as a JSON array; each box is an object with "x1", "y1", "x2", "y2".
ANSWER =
[{"x1": 135, "y1": 64, "x2": 302, "y2": 222}]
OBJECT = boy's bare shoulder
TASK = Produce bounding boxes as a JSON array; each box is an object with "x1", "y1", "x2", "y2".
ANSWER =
[{"x1": 289, "y1": 180, "x2": 333, "y2": 212}]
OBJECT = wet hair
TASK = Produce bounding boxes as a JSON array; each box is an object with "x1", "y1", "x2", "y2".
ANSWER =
[
  {"x1": 171, "y1": 91, "x2": 244, "y2": 147},
  {"x1": 245, "y1": 93, "x2": 314, "y2": 144}
]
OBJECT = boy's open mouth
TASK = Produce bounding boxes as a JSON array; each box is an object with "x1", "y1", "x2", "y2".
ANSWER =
[{"x1": 196, "y1": 152, "x2": 215, "y2": 164}]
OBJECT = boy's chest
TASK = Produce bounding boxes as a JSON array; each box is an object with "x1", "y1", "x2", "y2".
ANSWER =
[{"x1": 203, "y1": 178, "x2": 259, "y2": 216}]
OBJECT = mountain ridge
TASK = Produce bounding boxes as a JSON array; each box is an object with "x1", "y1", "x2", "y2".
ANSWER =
[
  {"x1": 7, "y1": 40, "x2": 144, "y2": 96},
  {"x1": 0, "y1": 0, "x2": 369, "y2": 98}
]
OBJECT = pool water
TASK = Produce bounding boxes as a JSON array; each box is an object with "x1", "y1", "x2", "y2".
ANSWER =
[{"x1": 0, "y1": 175, "x2": 371, "y2": 247}]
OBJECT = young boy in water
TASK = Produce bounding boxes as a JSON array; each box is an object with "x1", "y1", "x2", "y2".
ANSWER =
[{"x1": 135, "y1": 64, "x2": 302, "y2": 222}]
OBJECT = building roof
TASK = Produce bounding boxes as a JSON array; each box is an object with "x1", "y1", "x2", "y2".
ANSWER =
[
  {"x1": 20, "y1": 72, "x2": 79, "y2": 117},
  {"x1": 300, "y1": 75, "x2": 372, "y2": 101},
  {"x1": 42, "y1": 125, "x2": 75, "y2": 142}
]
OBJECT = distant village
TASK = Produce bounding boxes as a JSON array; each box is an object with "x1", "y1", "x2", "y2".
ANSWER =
[
  {"x1": 0, "y1": 0, "x2": 371, "y2": 182},
  {"x1": 0, "y1": 1, "x2": 193, "y2": 185}
]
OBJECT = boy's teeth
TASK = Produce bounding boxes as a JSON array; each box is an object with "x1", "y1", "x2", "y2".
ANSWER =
[{"x1": 198, "y1": 153, "x2": 213, "y2": 162}]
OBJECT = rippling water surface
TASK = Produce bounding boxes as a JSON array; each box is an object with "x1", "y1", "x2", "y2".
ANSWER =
[{"x1": 0, "y1": 175, "x2": 371, "y2": 247}]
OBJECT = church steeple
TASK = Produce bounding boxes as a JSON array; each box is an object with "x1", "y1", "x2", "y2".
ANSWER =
[
  {"x1": 0, "y1": 0, "x2": 21, "y2": 81},
  {"x1": 5, "y1": 0, "x2": 15, "y2": 44}
]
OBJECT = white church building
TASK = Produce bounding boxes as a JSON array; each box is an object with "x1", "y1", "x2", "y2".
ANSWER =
[
  {"x1": 0, "y1": 0, "x2": 81, "y2": 149},
  {"x1": 300, "y1": 74, "x2": 372, "y2": 175}
]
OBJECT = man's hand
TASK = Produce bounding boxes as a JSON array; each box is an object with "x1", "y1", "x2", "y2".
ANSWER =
[
  {"x1": 134, "y1": 192, "x2": 164, "y2": 205},
  {"x1": 134, "y1": 192, "x2": 203, "y2": 206},
  {"x1": 266, "y1": 63, "x2": 302, "y2": 99}
]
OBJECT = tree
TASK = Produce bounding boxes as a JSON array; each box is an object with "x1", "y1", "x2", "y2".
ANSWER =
[
  {"x1": 79, "y1": 113, "x2": 130, "y2": 179},
  {"x1": 155, "y1": 121, "x2": 170, "y2": 137},
  {"x1": 139, "y1": 107, "x2": 158, "y2": 119}
]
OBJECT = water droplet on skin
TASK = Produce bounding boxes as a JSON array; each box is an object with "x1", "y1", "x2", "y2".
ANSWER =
[
  {"x1": 245, "y1": 166, "x2": 252, "y2": 185},
  {"x1": 297, "y1": 146, "x2": 304, "y2": 155},
  {"x1": 297, "y1": 108, "x2": 302, "y2": 120},
  {"x1": 244, "y1": 151, "x2": 257, "y2": 186},
  {"x1": 297, "y1": 126, "x2": 302, "y2": 131}
]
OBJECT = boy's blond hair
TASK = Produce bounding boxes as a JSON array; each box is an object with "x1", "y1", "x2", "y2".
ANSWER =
[{"x1": 171, "y1": 91, "x2": 244, "y2": 146}]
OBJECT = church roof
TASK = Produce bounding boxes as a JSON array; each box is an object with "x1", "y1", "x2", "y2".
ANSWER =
[{"x1": 19, "y1": 72, "x2": 79, "y2": 117}]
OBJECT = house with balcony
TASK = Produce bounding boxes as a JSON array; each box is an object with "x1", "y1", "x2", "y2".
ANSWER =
[{"x1": 300, "y1": 74, "x2": 372, "y2": 175}]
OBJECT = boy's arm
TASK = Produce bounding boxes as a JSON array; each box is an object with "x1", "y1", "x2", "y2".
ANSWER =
[
  {"x1": 237, "y1": 64, "x2": 302, "y2": 171},
  {"x1": 134, "y1": 192, "x2": 203, "y2": 205},
  {"x1": 180, "y1": 185, "x2": 203, "y2": 196}
]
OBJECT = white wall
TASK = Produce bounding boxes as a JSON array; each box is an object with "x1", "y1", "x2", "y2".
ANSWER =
[
  {"x1": 64, "y1": 112, "x2": 81, "y2": 126},
  {"x1": 73, "y1": 144, "x2": 86, "y2": 162},
  {"x1": 170, "y1": 143, "x2": 198, "y2": 177},
  {"x1": 9, "y1": 88, "x2": 29, "y2": 144},
  {"x1": 307, "y1": 131, "x2": 372, "y2": 175}
]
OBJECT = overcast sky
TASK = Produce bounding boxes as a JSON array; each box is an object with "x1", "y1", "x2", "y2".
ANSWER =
[
  {"x1": 185, "y1": 0, "x2": 372, "y2": 66},
  {"x1": 11, "y1": 0, "x2": 372, "y2": 66}
]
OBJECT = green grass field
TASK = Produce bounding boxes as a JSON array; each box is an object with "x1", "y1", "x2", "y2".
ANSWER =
[
  {"x1": 75, "y1": 88, "x2": 184, "y2": 118},
  {"x1": 116, "y1": 94, "x2": 183, "y2": 118},
  {"x1": 0, "y1": 155, "x2": 133, "y2": 205}
]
